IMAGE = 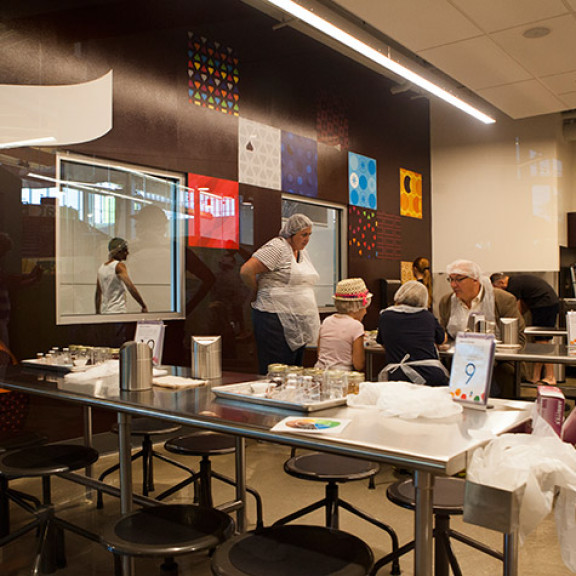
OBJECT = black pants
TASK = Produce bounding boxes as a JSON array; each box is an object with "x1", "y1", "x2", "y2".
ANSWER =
[{"x1": 252, "y1": 309, "x2": 304, "y2": 375}]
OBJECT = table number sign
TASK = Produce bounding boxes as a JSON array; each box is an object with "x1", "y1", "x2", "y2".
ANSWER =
[
  {"x1": 449, "y1": 332, "x2": 496, "y2": 410},
  {"x1": 134, "y1": 320, "x2": 165, "y2": 366}
]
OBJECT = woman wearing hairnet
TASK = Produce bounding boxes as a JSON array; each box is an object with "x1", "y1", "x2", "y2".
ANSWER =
[
  {"x1": 240, "y1": 214, "x2": 320, "y2": 374},
  {"x1": 376, "y1": 280, "x2": 449, "y2": 385}
]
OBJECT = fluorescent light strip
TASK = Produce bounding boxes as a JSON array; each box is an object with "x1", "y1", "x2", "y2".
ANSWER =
[
  {"x1": 264, "y1": 0, "x2": 496, "y2": 124},
  {"x1": 0, "y1": 136, "x2": 57, "y2": 149}
]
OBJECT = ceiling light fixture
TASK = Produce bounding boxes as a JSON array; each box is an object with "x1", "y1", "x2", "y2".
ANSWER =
[{"x1": 263, "y1": 0, "x2": 496, "y2": 124}]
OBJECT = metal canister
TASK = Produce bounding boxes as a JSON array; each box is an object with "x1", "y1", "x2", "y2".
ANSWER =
[
  {"x1": 191, "y1": 336, "x2": 222, "y2": 379},
  {"x1": 120, "y1": 341, "x2": 153, "y2": 391}
]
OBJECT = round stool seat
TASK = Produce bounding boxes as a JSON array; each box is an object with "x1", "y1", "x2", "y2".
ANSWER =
[
  {"x1": 165, "y1": 431, "x2": 236, "y2": 456},
  {"x1": 111, "y1": 417, "x2": 181, "y2": 437},
  {"x1": 101, "y1": 504, "x2": 234, "y2": 557},
  {"x1": 387, "y1": 477, "x2": 465, "y2": 515},
  {"x1": 211, "y1": 524, "x2": 373, "y2": 576},
  {"x1": 284, "y1": 453, "x2": 379, "y2": 483},
  {"x1": 0, "y1": 444, "x2": 99, "y2": 477}
]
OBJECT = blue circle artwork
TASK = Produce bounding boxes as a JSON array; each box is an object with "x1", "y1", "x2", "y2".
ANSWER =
[{"x1": 349, "y1": 152, "x2": 377, "y2": 209}]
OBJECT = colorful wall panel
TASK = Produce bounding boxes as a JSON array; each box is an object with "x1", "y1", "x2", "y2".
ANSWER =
[
  {"x1": 376, "y1": 210, "x2": 402, "y2": 260},
  {"x1": 349, "y1": 206, "x2": 377, "y2": 259},
  {"x1": 187, "y1": 32, "x2": 239, "y2": 116},
  {"x1": 281, "y1": 131, "x2": 318, "y2": 197},
  {"x1": 238, "y1": 118, "x2": 281, "y2": 190},
  {"x1": 349, "y1": 152, "x2": 377, "y2": 209},
  {"x1": 400, "y1": 168, "x2": 422, "y2": 219},
  {"x1": 187, "y1": 173, "x2": 239, "y2": 249}
]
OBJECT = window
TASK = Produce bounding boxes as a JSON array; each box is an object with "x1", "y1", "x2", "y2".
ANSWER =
[
  {"x1": 56, "y1": 154, "x2": 185, "y2": 324},
  {"x1": 282, "y1": 195, "x2": 346, "y2": 309}
]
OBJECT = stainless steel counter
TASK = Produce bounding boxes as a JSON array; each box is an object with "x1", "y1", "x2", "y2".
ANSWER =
[{"x1": 0, "y1": 364, "x2": 533, "y2": 576}]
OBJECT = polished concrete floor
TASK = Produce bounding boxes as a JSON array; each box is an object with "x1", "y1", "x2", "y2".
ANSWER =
[{"x1": 0, "y1": 431, "x2": 572, "y2": 576}]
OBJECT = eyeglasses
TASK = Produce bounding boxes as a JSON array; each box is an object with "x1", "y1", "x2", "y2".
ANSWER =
[{"x1": 447, "y1": 275, "x2": 470, "y2": 284}]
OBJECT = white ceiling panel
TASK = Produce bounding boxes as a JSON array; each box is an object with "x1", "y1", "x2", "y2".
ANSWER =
[
  {"x1": 450, "y1": 0, "x2": 568, "y2": 33},
  {"x1": 478, "y1": 80, "x2": 567, "y2": 119},
  {"x1": 490, "y1": 15, "x2": 576, "y2": 77},
  {"x1": 540, "y1": 71, "x2": 576, "y2": 95},
  {"x1": 419, "y1": 36, "x2": 532, "y2": 90},
  {"x1": 332, "y1": 0, "x2": 481, "y2": 52},
  {"x1": 315, "y1": 0, "x2": 576, "y2": 118}
]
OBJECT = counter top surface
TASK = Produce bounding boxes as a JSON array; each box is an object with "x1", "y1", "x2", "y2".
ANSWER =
[{"x1": 0, "y1": 365, "x2": 533, "y2": 476}]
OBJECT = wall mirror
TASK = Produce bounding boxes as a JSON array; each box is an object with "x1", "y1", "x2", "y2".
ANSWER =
[{"x1": 56, "y1": 154, "x2": 185, "y2": 325}]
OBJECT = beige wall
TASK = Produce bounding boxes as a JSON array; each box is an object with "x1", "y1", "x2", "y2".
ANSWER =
[{"x1": 430, "y1": 99, "x2": 575, "y2": 277}]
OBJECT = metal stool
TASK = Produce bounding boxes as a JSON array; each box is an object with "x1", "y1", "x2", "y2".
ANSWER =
[
  {"x1": 211, "y1": 524, "x2": 374, "y2": 576},
  {"x1": 0, "y1": 430, "x2": 47, "y2": 538},
  {"x1": 101, "y1": 503, "x2": 235, "y2": 576},
  {"x1": 158, "y1": 431, "x2": 264, "y2": 528},
  {"x1": 97, "y1": 417, "x2": 192, "y2": 507},
  {"x1": 373, "y1": 476, "x2": 504, "y2": 576},
  {"x1": 0, "y1": 443, "x2": 100, "y2": 574},
  {"x1": 274, "y1": 452, "x2": 400, "y2": 575}
]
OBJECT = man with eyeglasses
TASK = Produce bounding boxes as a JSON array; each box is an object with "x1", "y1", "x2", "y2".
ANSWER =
[{"x1": 438, "y1": 260, "x2": 525, "y2": 397}]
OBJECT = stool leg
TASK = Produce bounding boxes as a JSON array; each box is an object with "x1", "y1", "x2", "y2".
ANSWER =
[
  {"x1": 210, "y1": 471, "x2": 264, "y2": 529},
  {"x1": 0, "y1": 475, "x2": 10, "y2": 538},
  {"x1": 160, "y1": 557, "x2": 179, "y2": 574},
  {"x1": 142, "y1": 435, "x2": 154, "y2": 495},
  {"x1": 434, "y1": 515, "x2": 450, "y2": 576},
  {"x1": 198, "y1": 456, "x2": 213, "y2": 508},
  {"x1": 325, "y1": 482, "x2": 339, "y2": 529}
]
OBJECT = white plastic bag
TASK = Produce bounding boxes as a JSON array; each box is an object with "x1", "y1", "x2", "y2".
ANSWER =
[
  {"x1": 347, "y1": 380, "x2": 462, "y2": 419},
  {"x1": 467, "y1": 410, "x2": 576, "y2": 572}
]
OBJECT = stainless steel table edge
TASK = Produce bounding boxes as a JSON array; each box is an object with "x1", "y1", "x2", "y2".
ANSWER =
[{"x1": 0, "y1": 368, "x2": 533, "y2": 576}]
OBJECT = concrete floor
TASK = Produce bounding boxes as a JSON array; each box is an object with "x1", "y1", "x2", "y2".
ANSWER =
[{"x1": 0, "y1": 433, "x2": 573, "y2": 576}]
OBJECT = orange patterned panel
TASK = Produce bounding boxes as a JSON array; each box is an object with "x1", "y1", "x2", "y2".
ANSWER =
[{"x1": 400, "y1": 168, "x2": 422, "y2": 219}]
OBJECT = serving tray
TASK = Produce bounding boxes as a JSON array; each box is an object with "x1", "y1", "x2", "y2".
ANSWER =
[
  {"x1": 22, "y1": 358, "x2": 90, "y2": 373},
  {"x1": 211, "y1": 381, "x2": 347, "y2": 412}
]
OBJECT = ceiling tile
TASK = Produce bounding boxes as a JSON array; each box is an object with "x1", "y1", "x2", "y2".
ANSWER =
[
  {"x1": 558, "y1": 92, "x2": 576, "y2": 110},
  {"x1": 419, "y1": 37, "x2": 532, "y2": 90},
  {"x1": 540, "y1": 71, "x2": 576, "y2": 95},
  {"x1": 450, "y1": 0, "x2": 568, "y2": 33},
  {"x1": 332, "y1": 0, "x2": 481, "y2": 51},
  {"x1": 478, "y1": 80, "x2": 567, "y2": 119},
  {"x1": 490, "y1": 15, "x2": 576, "y2": 77}
]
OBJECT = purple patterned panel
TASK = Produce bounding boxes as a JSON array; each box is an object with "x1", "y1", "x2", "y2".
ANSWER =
[{"x1": 281, "y1": 131, "x2": 318, "y2": 198}]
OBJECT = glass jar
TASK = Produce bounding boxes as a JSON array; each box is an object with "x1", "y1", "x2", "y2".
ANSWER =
[
  {"x1": 347, "y1": 371, "x2": 365, "y2": 395},
  {"x1": 267, "y1": 363, "x2": 288, "y2": 385}
]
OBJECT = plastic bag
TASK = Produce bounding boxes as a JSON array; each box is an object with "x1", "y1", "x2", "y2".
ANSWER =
[
  {"x1": 467, "y1": 409, "x2": 576, "y2": 572},
  {"x1": 347, "y1": 380, "x2": 462, "y2": 419}
]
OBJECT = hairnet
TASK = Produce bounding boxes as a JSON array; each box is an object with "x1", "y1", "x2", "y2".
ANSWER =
[
  {"x1": 446, "y1": 259, "x2": 482, "y2": 280},
  {"x1": 394, "y1": 280, "x2": 428, "y2": 308},
  {"x1": 279, "y1": 214, "x2": 313, "y2": 238},
  {"x1": 108, "y1": 237, "x2": 128, "y2": 257}
]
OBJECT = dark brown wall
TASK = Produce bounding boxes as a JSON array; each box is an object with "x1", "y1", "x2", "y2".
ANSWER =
[{"x1": 0, "y1": 0, "x2": 431, "y2": 371}]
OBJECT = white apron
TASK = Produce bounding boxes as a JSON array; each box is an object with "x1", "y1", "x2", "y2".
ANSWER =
[{"x1": 256, "y1": 247, "x2": 320, "y2": 351}]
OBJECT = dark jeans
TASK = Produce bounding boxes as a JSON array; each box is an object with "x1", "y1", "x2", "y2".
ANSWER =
[{"x1": 252, "y1": 309, "x2": 304, "y2": 375}]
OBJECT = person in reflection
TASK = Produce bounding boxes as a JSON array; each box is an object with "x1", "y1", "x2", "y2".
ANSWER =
[
  {"x1": 0, "y1": 232, "x2": 43, "y2": 347},
  {"x1": 377, "y1": 280, "x2": 449, "y2": 385},
  {"x1": 240, "y1": 214, "x2": 320, "y2": 374},
  {"x1": 315, "y1": 278, "x2": 372, "y2": 372},
  {"x1": 95, "y1": 237, "x2": 148, "y2": 314},
  {"x1": 490, "y1": 272, "x2": 559, "y2": 385},
  {"x1": 439, "y1": 259, "x2": 525, "y2": 397}
]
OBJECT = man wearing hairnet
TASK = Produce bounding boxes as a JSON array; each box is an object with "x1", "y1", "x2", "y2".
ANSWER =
[{"x1": 439, "y1": 259, "x2": 525, "y2": 397}]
